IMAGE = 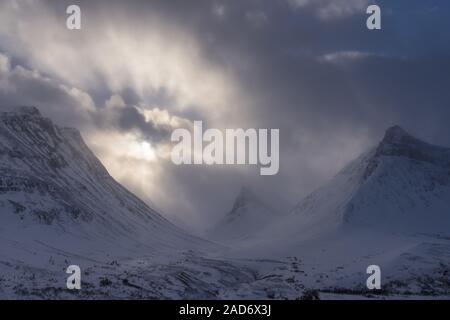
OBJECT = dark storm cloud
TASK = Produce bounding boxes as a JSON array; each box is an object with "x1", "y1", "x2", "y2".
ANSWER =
[
  {"x1": 0, "y1": 55, "x2": 94, "y2": 128},
  {"x1": 1, "y1": 0, "x2": 450, "y2": 229},
  {"x1": 116, "y1": 106, "x2": 172, "y2": 144},
  {"x1": 162, "y1": 0, "x2": 450, "y2": 218},
  {"x1": 147, "y1": 0, "x2": 450, "y2": 203}
]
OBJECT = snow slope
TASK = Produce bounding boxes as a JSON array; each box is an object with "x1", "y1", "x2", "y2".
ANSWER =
[
  {"x1": 1, "y1": 111, "x2": 448, "y2": 299},
  {"x1": 228, "y1": 126, "x2": 450, "y2": 297},
  {"x1": 0, "y1": 106, "x2": 210, "y2": 267},
  {"x1": 246, "y1": 126, "x2": 450, "y2": 252}
]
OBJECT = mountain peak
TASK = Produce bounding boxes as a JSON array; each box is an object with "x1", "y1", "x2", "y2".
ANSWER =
[
  {"x1": 1, "y1": 105, "x2": 206, "y2": 259},
  {"x1": 231, "y1": 187, "x2": 262, "y2": 212},
  {"x1": 384, "y1": 125, "x2": 409, "y2": 138},
  {"x1": 206, "y1": 187, "x2": 278, "y2": 241},
  {"x1": 238, "y1": 186, "x2": 257, "y2": 200},
  {"x1": 373, "y1": 125, "x2": 450, "y2": 168},
  {"x1": 1, "y1": 106, "x2": 41, "y2": 117},
  {"x1": 1, "y1": 106, "x2": 81, "y2": 137},
  {"x1": 381, "y1": 125, "x2": 416, "y2": 145}
]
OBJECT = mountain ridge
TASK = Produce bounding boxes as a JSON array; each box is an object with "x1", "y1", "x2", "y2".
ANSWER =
[
  {"x1": 242, "y1": 125, "x2": 450, "y2": 256},
  {"x1": 0, "y1": 106, "x2": 210, "y2": 264}
]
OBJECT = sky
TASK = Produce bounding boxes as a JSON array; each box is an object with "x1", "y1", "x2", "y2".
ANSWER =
[{"x1": 1, "y1": 0, "x2": 450, "y2": 233}]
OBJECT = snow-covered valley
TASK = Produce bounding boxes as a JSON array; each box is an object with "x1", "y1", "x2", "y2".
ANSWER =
[{"x1": 1, "y1": 107, "x2": 449, "y2": 299}]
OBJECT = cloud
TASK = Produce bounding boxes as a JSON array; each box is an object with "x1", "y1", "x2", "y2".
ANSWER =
[
  {"x1": 96, "y1": 93, "x2": 193, "y2": 145},
  {"x1": 288, "y1": 0, "x2": 371, "y2": 20},
  {"x1": 246, "y1": 10, "x2": 268, "y2": 28},
  {"x1": 1, "y1": 0, "x2": 450, "y2": 231},
  {"x1": 0, "y1": 52, "x2": 94, "y2": 127},
  {"x1": 0, "y1": 0, "x2": 240, "y2": 122},
  {"x1": 0, "y1": 54, "x2": 9, "y2": 72},
  {"x1": 319, "y1": 51, "x2": 373, "y2": 63},
  {"x1": 105, "y1": 94, "x2": 126, "y2": 110},
  {"x1": 212, "y1": 3, "x2": 227, "y2": 19}
]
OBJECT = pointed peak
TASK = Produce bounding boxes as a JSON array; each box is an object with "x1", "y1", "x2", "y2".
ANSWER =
[
  {"x1": 238, "y1": 186, "x2": 255, "y2": 198},
  {"x1": 385, "y1": 125, "x2": 408, "y2": 136},
  {"x1": 382, "y1": 125, "x2": 415, "y2": 144},
  {"x1": 1, "y1": 106, "x2": 42, "y2": 117},
  {"x1": 17, "y1": 106, "x2": 41, "y2": 116},
  {"x1": 373, "y1": 125, "x2": 450, "y2": 167},
  {"x1": 230, "y1": 187, "x2": 262, "y2": 212},
  {"x1": 235, "y1": 186, "x2": 264, "y2": 206}
]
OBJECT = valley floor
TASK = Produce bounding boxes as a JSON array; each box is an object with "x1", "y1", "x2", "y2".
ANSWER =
[{"x1": 1, "y1": 232, "x2": 450, "y2": 300}]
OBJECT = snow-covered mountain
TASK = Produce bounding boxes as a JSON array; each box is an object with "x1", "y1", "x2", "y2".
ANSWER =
[
  {"x1": 0, "y1": 106, "x2": 208, "y2": 264},
  {"x1": 1, "y1": 112, "x2": 448, "y2": 299},
  {"x1": 298, "y1": 126, "x2": 450, "y2": 232},
  {"x1": 249, "y1": 125, "x2": 450, "y2": 248},
  {"x1": 232, "y1": 126, "x2": 450, "y2": 296},
  {"x1": 0, "y1": 107, "x2": 309, "y2": 299},
  {"x1": 206, "y1": 187, "x2": 279, "y2": 241}
]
